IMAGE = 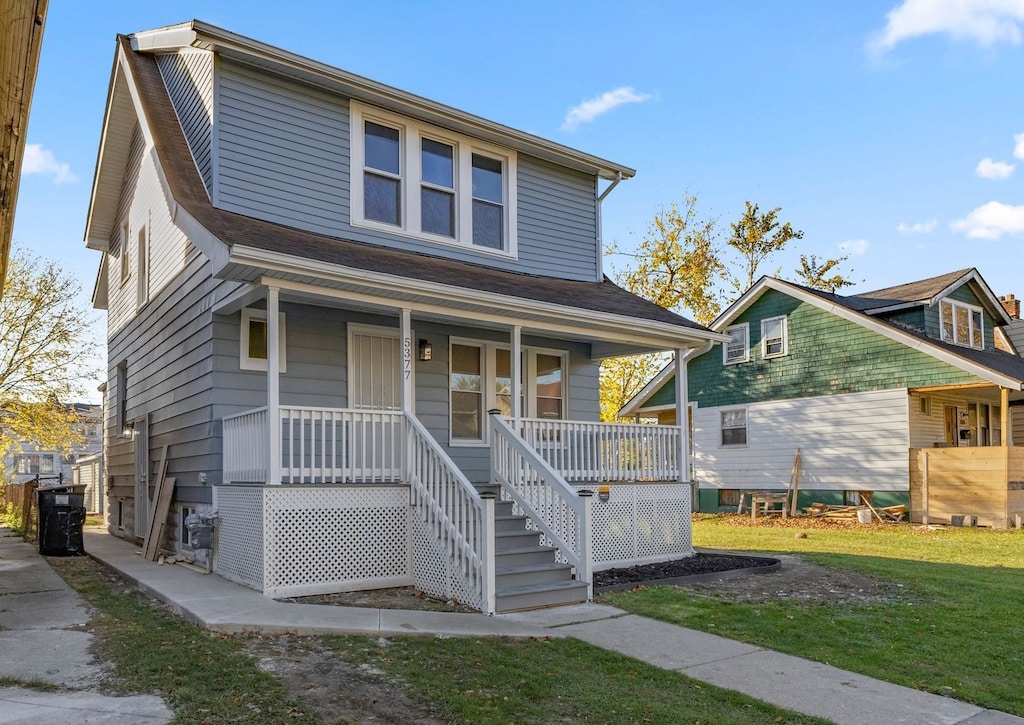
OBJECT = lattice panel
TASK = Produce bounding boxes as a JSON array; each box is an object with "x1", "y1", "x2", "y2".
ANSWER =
[
  {"x1": 578, "y1": 484, "x2": 693, "y2": 570},
  {"x1": 213, "y1": 485, "x2": 265, "y2": 590},
  {"x1": 262, "y1": 486, "x2": 411, "y2": 598},
  {"x1": 411, "y1": 517, "x2": 483, "y2": 610}
]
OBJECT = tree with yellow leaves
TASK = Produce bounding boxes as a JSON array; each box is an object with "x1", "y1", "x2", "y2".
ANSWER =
[{"x1": 0, "y1": 247, "x2": 99, "y2": 480}]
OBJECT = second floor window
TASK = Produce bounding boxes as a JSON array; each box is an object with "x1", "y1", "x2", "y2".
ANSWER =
[
  {"x1": 761, "y1": 316, "x2": 788, "y2": 358},
  {"x1": 723, "y1": 323, "x2": 749, "y2": 364},
  {"x1": 15, "y1": 454, "x2": 55, "y2": 475},
  {"x1": 940, "y1": 299, "x2": 984, "y2": 350},
  {"x1": 351, "y1": 102, "x2": 517, "y2": 256}
]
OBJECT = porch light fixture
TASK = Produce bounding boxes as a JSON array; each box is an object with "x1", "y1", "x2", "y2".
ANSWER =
[
  {"x1": 121, "y1": 421, "x2": 135, "y2": 440},
  {"x1": 418, "y1": 339, "x2": 432, "y2": 361}
]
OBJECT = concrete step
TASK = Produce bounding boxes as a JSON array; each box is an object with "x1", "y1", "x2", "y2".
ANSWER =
[
  {"x1": 495, "y1": 561, "x2": 575, "y2": 589},
  {"x1": 495, "y1": 580, "x2": 589, "y2": 613},
  {"x1": 494, "y1": 545, "x2": 558, "y2": 568}
]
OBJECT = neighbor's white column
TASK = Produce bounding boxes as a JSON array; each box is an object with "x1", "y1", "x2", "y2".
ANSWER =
[
  {"x1": 675, "y1": 348, "x2": 689, "y2": 484},
  {"x1": 267, "y1": 285, "x2": 281, "y2": 485}
]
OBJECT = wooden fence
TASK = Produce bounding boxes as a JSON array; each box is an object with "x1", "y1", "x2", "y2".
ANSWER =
[
  {"x1": 909, "y1": 447, "x2": 1024, "y2": 528},
  {"x1": 0, "y1": 480, "x2": 39, "y2": 540}
]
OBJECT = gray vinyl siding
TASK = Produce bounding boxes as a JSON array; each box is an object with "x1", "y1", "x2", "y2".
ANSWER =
[
  {"x1": 156, "y1": 50, "x2": 214, "y2": 193},
  {"x1": 213, "y1": 60, "x2": 600, "y2": 281}
]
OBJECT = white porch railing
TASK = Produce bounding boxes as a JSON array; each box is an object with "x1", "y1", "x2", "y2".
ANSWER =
[
  {"x1": 490, "y1": 414, "x2": 592, "y2": 597},
  {"x1": 518, "y1": 418, "x2": 681, "y2": 482},
  {"x1": 223, "y1": 407, "x2": 403, "y2": 483},
  {"x1": 405, "y1": 412, "x2": 494, "y2": 613}
]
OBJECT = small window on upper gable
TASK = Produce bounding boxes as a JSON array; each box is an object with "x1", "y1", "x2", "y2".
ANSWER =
[
  {"x1": 350, "y1": 102, "x2": 517, "y2": 257},
  {"x1": 723, "y1": 323, "x2": 749, "y2": 365},
  {"x1": 939, "y1": 299, "x2": 984, "y2": 350},
  {"x1": 761, "y1": 316, "x2": 788, "y2": 358}
]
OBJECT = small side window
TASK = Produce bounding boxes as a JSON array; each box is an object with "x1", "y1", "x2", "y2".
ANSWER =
[
  {"x1": 240, "y1": 308, "x2": 287, "y2": 372},
  {"x1": 721, "y1": 408, "x2": 747, "y2": 446}
]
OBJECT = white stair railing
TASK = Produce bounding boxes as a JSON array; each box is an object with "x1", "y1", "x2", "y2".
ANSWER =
[
  {"x1": 405, "y1": 412, "x2": 495, "y2": 614},
  {"x1": 489, "y1": 413, "x2": 592, "y2": 597},
  {"x1": 518, "y1": 418, "x2": 680, "y2": 482}
]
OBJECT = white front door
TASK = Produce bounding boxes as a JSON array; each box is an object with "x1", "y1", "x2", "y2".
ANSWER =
[{"x1": 349, "y1": 324, "x2": 402, "y2": 409}]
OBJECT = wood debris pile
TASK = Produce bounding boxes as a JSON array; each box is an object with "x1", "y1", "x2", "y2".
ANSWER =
[{"x1": 804, "y1": 502, "x2": 908, "y2": 522}]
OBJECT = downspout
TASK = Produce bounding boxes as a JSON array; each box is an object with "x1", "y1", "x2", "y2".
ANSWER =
[{"x1": 595, "y1": 171, "x2": 623, "y2": 280}]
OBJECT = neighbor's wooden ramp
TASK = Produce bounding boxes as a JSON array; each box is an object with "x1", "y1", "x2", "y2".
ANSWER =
[{"x1": 143, "y1": 446, "x2": 174, "y2": 562}]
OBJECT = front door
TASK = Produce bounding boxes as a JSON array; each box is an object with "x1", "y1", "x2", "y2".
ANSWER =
[
  {"x1": 349, "y1": 325, "x2": 402, "y2": 410},
  {"x1": 944, "y1": 405, "x2": 958, "y2": 446}
]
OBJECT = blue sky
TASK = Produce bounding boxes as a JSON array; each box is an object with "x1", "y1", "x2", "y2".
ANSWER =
[{"x1": 13, "y1": 0, "x2": 1024, "y2": 352}]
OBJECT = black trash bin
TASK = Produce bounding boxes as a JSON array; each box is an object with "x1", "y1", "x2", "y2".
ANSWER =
[{"x1": 37, "y1": 485, "x2": 87, "y2": 556}]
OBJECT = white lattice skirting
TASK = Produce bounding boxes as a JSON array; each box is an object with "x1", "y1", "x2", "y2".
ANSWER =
[
  {"x1": 578, "y1": 483, "x2": 694, "y2": 570},
  {"x1": 214, "y1": 484, "x2": 412, "y2": 598}
]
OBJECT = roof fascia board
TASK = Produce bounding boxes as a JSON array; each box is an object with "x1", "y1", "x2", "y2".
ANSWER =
[
  {"x1": 83, "y1": 48, "x2": 127, "y2": 250},
  {"x1": 134, "y1": 20, "x2": 633, "y2": 181},
  {"x1": 618, "y1": 361, "x2": 675, "y2": 416},
  {"x1": 768, "y1": 278, "x2": 1024, "y2": 389}
]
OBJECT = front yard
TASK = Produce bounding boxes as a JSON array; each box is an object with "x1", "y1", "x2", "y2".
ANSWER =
[{"x1": 601, "y1": 514, "x2": 1024, "y2": 716}]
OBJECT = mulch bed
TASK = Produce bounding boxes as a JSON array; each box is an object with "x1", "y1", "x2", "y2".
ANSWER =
[{"x1": 593, "y1": 552, "x2": 780, "y2": 593}]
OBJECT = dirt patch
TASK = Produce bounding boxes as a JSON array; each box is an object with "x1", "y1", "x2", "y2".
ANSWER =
[
  {"x1": 280, "y1": 586, "x2": 475, "y2": 613},
  {"x1": 241, "y1": 634, "x2": 447, "y2": 724},
  {"x1": 594, "y1": 552, "x2": 779, "y2": 590}
]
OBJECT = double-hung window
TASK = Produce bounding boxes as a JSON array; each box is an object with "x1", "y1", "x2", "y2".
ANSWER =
[
  {"x1": 939, "y1": 299, "x2": 984, "y2": 350},
  {"x1": 723, "y1": 323, "x2": 749, "y2": 364},
  {"x1": 761, "y1": 316, "x2": 788, "y2": 358},
  {"x1": 351, "y1": 102, "x2": 517, "y2": 255},
  {"x1": 720, "y1": 408, "x2": 747, "y2": 446}
]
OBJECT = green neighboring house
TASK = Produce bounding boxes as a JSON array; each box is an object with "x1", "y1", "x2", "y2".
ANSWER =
[{"x1": 621, "y1": 269, "x2": 1024, "y2": 516}]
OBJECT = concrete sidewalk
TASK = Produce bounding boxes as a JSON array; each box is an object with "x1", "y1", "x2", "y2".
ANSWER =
[
  {"x1": 0, "y1": 527, "x2": 172, "y2": 724},
  {"x1": 6, "y1": 526, "x2": 1022, "y2": 725}
]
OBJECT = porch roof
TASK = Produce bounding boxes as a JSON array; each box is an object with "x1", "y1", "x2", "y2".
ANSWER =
[{"x1": 100, "y1": 37, "x2": 723, "y2": 353}]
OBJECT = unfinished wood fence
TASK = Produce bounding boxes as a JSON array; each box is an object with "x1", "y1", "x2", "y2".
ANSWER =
[
  {"x1": 910, "y1": 447, "x2": 1024, "y2": 528},
  {"x1": 0, "y1": 480, "x2": 39, "y2": 540}
]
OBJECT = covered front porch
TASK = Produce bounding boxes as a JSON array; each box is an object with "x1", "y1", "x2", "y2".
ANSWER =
[{"x1": 210, "y1": 276, "x2": 724, "y2": 612}]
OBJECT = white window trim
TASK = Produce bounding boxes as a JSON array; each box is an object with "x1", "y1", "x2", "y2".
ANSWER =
[
  {"x1": 240, "y1": 308, "x2": 287, "y2": 372},
  {"x1": 761, "y1": 315, "x2": 788, "y2": 359},
  {"x1": 448, "y1": 337, "x2": 567, "y2": 446},
  {"x1": 723, "y1": 322, "x2": 750, "y2": 365},
  {"x1": 119, "y1": 220, "x2": 130, "y2": 287},
  {"x1": 720, "y1": 406, "x2": 748, "y2": 448},
  {"x1": 939, "y1": 298, "x2": 985, "y2": 350},
  {"x1": 350, "y1": 101, "x2": 518, "y2": 259}
]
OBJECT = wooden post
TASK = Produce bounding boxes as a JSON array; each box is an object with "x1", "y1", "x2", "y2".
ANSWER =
[
  {"x1": 1001, "y1": 387, "x2": 1010, "y2": 447},
  {"x1": 921, "y1": 450, "x2": 929, "y2": 526},
  {"x1": 789, "y1": 448, "x2": 801, "y2": 516},
  {"x1": 674, "y1": 349, "x2": 689, "y2": 483}
]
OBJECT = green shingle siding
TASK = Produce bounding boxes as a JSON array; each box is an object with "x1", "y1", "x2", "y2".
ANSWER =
[{"x1": 683, "y1": 290, "x2": 985, "y2": 409}]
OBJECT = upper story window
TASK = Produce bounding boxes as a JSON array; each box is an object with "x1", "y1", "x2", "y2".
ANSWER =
[
  {"x1": 761, "y1": 316, "x2": 788, "y2": 358},
  {"x1": 940, "y1": 299, "x2": 984, "y2": 350},
  {"x1": 15, "y1": 454, "x2": 55, "y2": 475},
  {"x1": 723, "y1": 323, "x2": 749, "y2": 365},
  {"x1": 119, "y1": 221, "x2": 130, "y2": 286},
  {"x1": 350, "y1": 102, "x2": 517, "y2": 257}
]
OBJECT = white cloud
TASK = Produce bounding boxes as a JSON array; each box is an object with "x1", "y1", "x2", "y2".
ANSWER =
[
  {"x1": 950, "y1": 201, "x2": 1024, "y2": 238},
  {"x1": 897, "y1": 219, "x2": 938, "y2": 234},
  {"x1": 1015, "y1": 131, "x2": 1024, "y2": 160},
  {"x1": 562, "y1": 87, "x2": 653, "y2": 132},
  {"x1": 976, "y1": 157, "x2": 1016, "y2": 179},
  {"x1": 21, "y1": 144, "x2": 77, "y2": 183},
  {"x1": 839, "y1": 239, "x2": 870, "y2": 255},
  {"x1": 868, "y1": 0, "x2": 1024, "y2": 55}
]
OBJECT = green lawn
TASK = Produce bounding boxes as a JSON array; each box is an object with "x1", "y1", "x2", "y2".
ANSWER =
[{"x1": 601, "y1": 515, "x2": 1024, "y2": 716}]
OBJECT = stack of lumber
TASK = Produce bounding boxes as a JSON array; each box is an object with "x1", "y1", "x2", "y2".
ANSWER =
[{"x1": 804, "y1": 502, "x2": 908, "y2": 522}]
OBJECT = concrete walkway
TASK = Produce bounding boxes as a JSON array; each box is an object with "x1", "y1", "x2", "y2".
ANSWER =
[
  {"x1": 5, "y1": 526, "x2": 1022, "y2": 725},
  {"x1": 0, "y1": 527, "x2": 172, "y2": 724}
]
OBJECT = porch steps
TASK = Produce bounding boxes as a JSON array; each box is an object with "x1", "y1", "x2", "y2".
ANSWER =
[{"x1": 479, "y1": 484, "x2": 589, "y2": 613}]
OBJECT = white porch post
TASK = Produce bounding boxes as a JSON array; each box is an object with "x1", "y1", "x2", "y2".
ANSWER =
[
  {"x1": 400, "y1": 308, "x2": 414, "y2": 414},
  {"x1": 267, "y1": 285, "x2": 281, "y2": 485},
  {"x1": 674, "y1": 348, "x2": 689, "y2": 484},
  {"x1": 511, "y1": 325, "x2": 522, "y2": 421}
]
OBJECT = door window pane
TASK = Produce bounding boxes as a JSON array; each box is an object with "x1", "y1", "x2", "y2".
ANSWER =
[
  {"x1": 451, "y1": 344, "x2": 483, "y2": 438},
  {"x1": 535, "y1": 353, "x2": 563, "y2": 420}
]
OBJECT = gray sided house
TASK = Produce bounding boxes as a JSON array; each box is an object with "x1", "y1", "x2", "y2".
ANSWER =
[
  {"x1": 622, "y1": 271, "x2": 1024, "y2": 527},
  {"x1": 84, "y1": 21, "x2": 724, "y2": 613}
]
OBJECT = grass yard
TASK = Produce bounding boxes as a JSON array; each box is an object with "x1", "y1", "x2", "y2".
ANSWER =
[
  {"x1": 601, "y1": 515, "x2": 1024, "y2": 716},
  {"x1": 325, "y1": 634, "x2": 827, "y2": 725}
]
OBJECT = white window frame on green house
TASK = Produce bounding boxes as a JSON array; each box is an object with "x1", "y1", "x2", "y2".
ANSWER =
[
  {"x1": 723, "y1": 322, "x2": 750, "y2": 364},
  {"x1": 720, "y1": 406, "x2": 748, "y2": 447},
  {"x1": 240, "y1": 308, "x2": 287, "y2": 372},
  {"x1": 761, "y1": 315, "x2": 788, "y2": 358},
  {"x1": 939, "y1": 298, "x2": 984, "y2": 350},
  {"x1": 350, "y1": 101, "x2": 518, "y2": 257},
  {"x1": 448, "y1": 338, "x2": 567, "y2": 446}
]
